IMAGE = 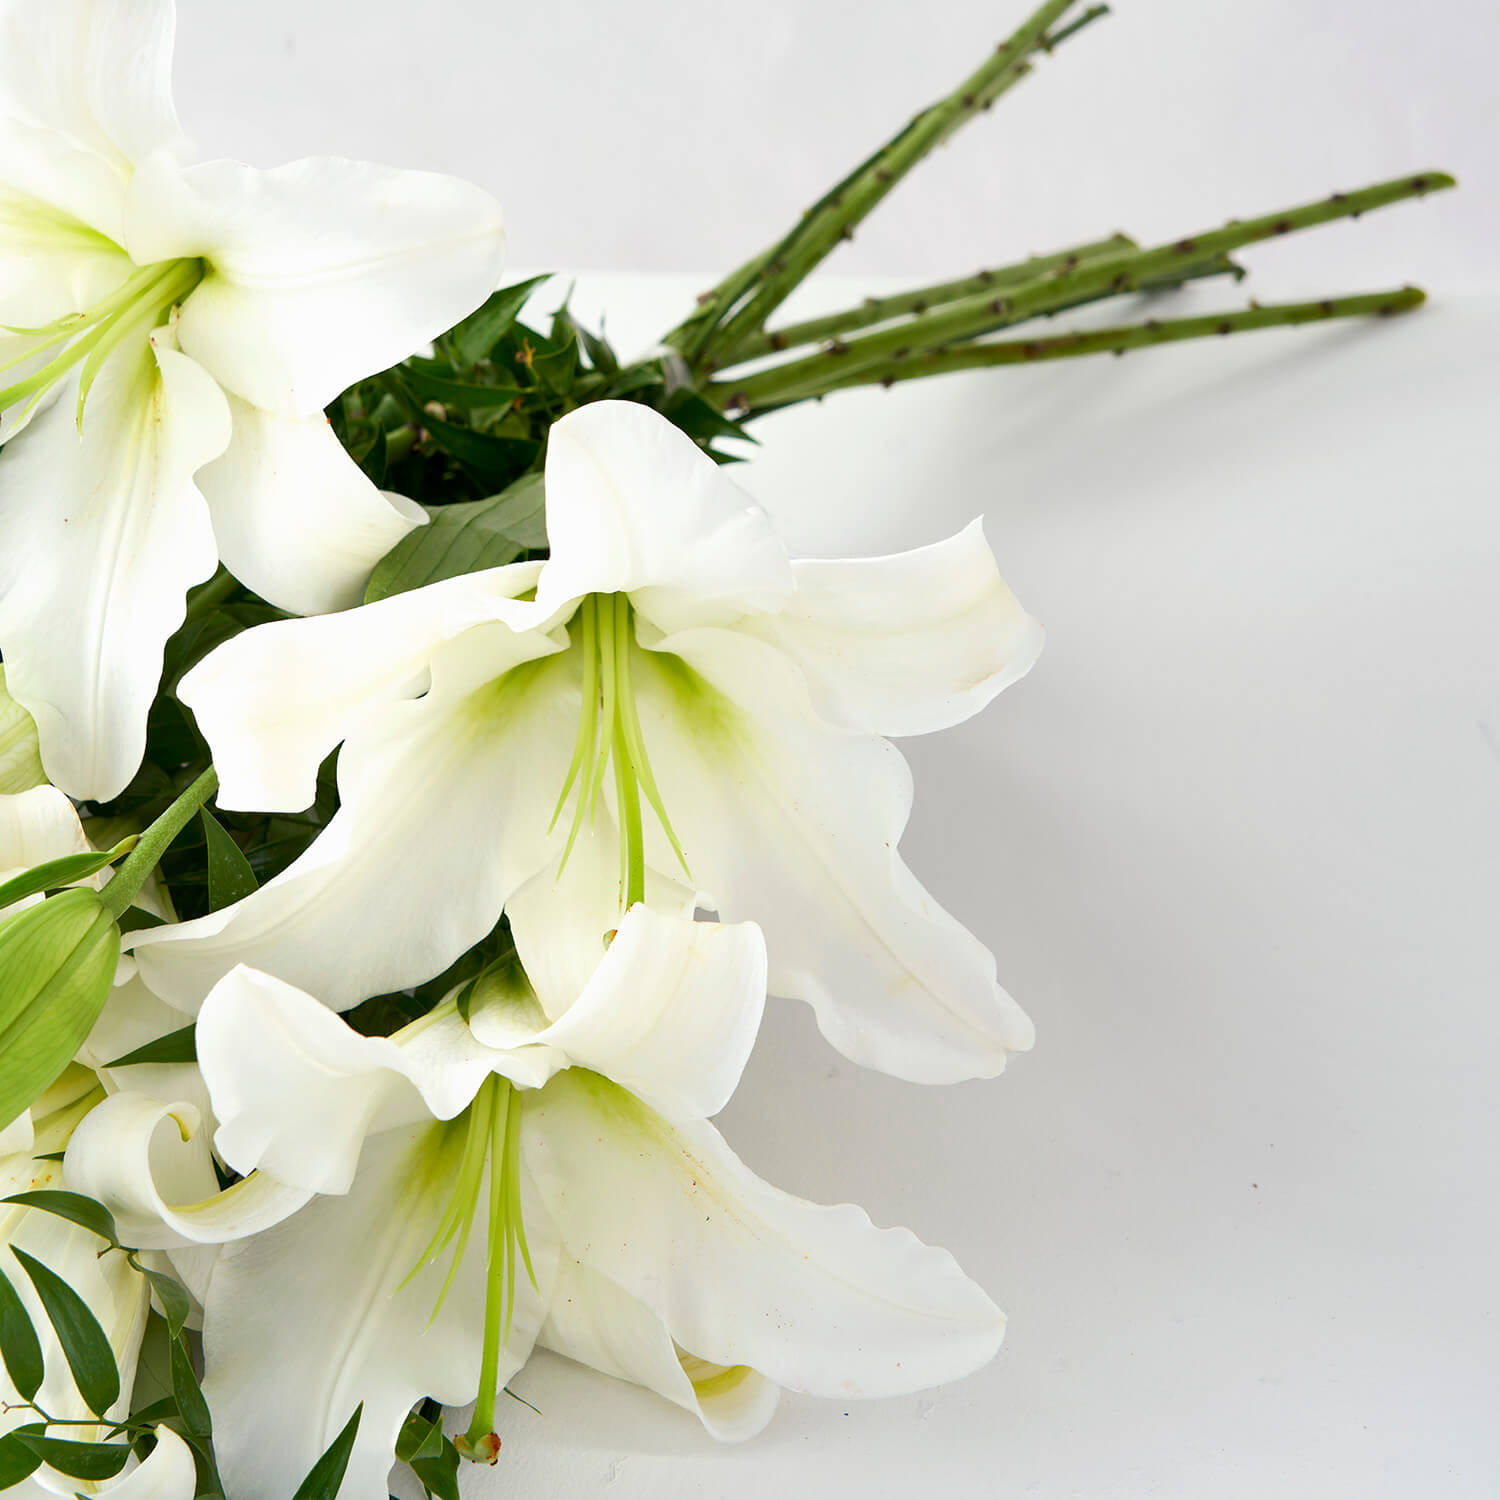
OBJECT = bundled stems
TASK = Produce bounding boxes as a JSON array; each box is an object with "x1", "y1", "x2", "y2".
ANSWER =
[
  {"x1": 667, "y1": 0, "x2": 1110, "y2": 371},
  {"x1": 749, "y1": 287, "x2": 1424, "y2": 405},
  {"x1": 706, "y1": 172, "x2": 1455, "y2": 413}
]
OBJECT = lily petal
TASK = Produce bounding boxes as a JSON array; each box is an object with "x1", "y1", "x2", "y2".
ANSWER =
[
  {"x1": 63, "y1": 1091, "x2": 311, "y2": 1248},
  {"x1": 531, "y1": 905, "x2": 766, "y2": 1121},
  {"x1": 0, "y1": 0, "x2": 188, "y2": 181},
  {"x1": 102, "y1": 1427, "x2": 196, "y2": 1500},
  {"x1": 197, "y1": 966, "x2": 503, "y2": 1194},
  {"x1": 540, "y1": 1258, "x2": 781, "y2": 1442},
  {"x1": 524, "y1": 1071, "x2": 1006, "y2": 1400},
  {"x1": 0, "y1": 121, "x2": 133, "y2": 321},
  {"x1": 537, "y1": 401, "x2": 792, "y2": 628},
  {"x1": 200, "y1": 1124, "x2": 550, "y2": 1500},
  {"x1": 125, "y1": 152, "x2": 505, "y2": 417},
  {"x1": 0, "y1": 329, "x2": 230, "y2": 800},
  {"x1": 503, "y1": 816, "x2": 698, "y2": 1024},
  {"x1": 177, "y1": 562, "x2": 546, "y2": 813},
  {"x1": 134, "y1": 640, "x2": 575, "y2": 1013},
  {"x1": 634, "y1": 628, "x2": 1034, "y2": 1083},
  {"x1": 744, "y1": 519, "x2": 1045, "y2": 737},
  {"x1": 0, "y1": 784, "x2": 89, "y2": 881},
  {"x1": 198, "y1": 390, "x2": 426, "y2": 617}
]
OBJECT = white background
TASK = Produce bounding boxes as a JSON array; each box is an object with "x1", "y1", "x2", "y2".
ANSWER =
[{"x1": 173, "y1": 5, "x2": 1499, "y2": 1498}]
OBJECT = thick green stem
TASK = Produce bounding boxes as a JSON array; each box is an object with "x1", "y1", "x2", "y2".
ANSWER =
[
  {"x1": 679, "y1": 0, "x2": 1103, "y2": 369},
  {"x1": 715, "y1": 171, "x2": 1455, "y2": 409},
  {"x1": 733, "y1": 241, "x2": 1245, "y2": 360},
  {"x1": 98, "y1": 767, "x2": 217, "y2": 919},
  {"x1": 182, "y1": 568, "x2": 239, "y2": 625},
  {"x1": 749, "y1": 288, "x2": 1423, "y2": 403},
  {"x1": 734, "y1": 236, "x2": 1136, "y2": 358}
]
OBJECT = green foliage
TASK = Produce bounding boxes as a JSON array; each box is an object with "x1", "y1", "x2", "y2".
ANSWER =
[
  {"x1": 10, "y1": 1245, "x2": 120, "y2": 1416},
  {"x1": 104, "y1": 1023, "x2": 197, "y2": 1069},
  {"x1": 199, "y1": 809, "x2": 258, "y2": 910},
  {"x1": 0, "y1": 889, "x2": 119, "y2": 1136},
  {"x1": 0, "y1": 1266, "x2": 43, "y2": 1402},
  {"x1": 290, "y1": 1403, "x2": 363, "y2": 1500},
  {"x1": 0, "y1": 839, "x2": 135, "y2": 913}
]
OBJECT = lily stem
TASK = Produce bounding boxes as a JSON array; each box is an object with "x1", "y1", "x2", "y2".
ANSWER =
[
  {"x1": 712, "y1": 171, "x2": 1455, "y2": 411},
  {"x1": 669, "y1": 0, "x2": 1105, "y2": 369},
  {"x1": 739, "y1": 287, "x2": 1423, "y2": 407},
  {"x1": 99, "y1": 767, "x2": 218, "y2": 920}
]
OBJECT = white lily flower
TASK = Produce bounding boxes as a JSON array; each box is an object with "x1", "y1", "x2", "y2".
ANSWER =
[
  {"x1": 0, "y1": 0, "x2": 506, "y2": 800},
  {"x1": 0, "y1": 1067, "x2": 159, "y2": 1499},
  {"x1": 106, "y1": 907, "x2": 1004, "y2": 1496},
  {"x1": 131, "y1": 399, "x2": 1043, "y2": 1082}
]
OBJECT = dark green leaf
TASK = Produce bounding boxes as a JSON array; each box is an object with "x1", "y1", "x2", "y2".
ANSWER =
[
  {"x1": 2, "y1": 1191, "x2": 117, "y2": 1246},
  {"x1": 139, "y1": 1265, "x2": 191, "y2": 1339},
  {"x1": 103, "y1": 1024, "x2": 196, "y2": 1069},
  {"x1": 0, "y1": 1266, "x2": 43, "y2": 1401},
  {"x1": 398, "y1": 366, "x2": 524, "y2": 415},
  {"x1": 577, "y1": 321, "x2": 620, "y2": 376},
  {"x1": 0, "y1": 841, "x2": 133, "y2": 913},
  {"x1": 11, "y1": 1247, "x2": 120, "y2": 1416},
  {"x1": 200, "y1": 810, "x2": 257, "y2": 910},
  {"x1": 116, "y1": 907, "x2": 167, "y2": 935},
  {"x1": 664, "y1": 390, "x2": 758, "y2": 447},
  {"x1": 170, "y1": 1335, "x2": 211, "y2": 1436},
  {"x1": 410, "y1": 1437, "x2": 462, "y2": 1500},
  {"x1": 416, "y1": 409, "x2": 539, "y2": 490},
  {"x1": 13, "y1": 1433, "x2": 129, "y2": 1480},
  {"x1": 0, "y1": 1426, "x2": 44, "y2": 1487},
  {"x1": 395, "y1": 1409, "x2": 444, "y2": 1464},
  {"x1": 291, "y1": 1403, "x2": 363, "y2": 1500},
  {"x1": 453, "y1": 276, "x2": 550, "y2": 365},
  {"x1": 364, "y1": 472, "x2": 546, "y2": 603}
]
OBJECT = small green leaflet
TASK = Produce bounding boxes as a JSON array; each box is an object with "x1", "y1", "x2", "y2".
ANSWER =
[
  {"x1": 453, "y1": 276, "x2": 551, "y2": 365},
  {"x1": 364, "y1": 472, "x2": 548, "y2": 603},
  {"x1": 2, "y1": 1189, "x2": 119, "y2": 1245},
  {"x1": 170, "y1": 1335, "x2": 212, "y2": 1437},
  {"x1": 10, "y1": 1246, "x2": 120, "y2": 1416},
  {"x1": 0, "y1": 1266, "x2": 43, "y2": 1401},
  {"x1": 104, "y1": 1023, "x2": 197, "y2": 1069},
  {"x1": 0, "y1": 838, "x2": 135, "y2": 914},
  {"x1": 290, "y1": 1402, "x2": 363, "y2": 1500},
  {"x1": 0, "y1": 1425, "x2": 45, "y2": 1487},
  {"x1": 200, "y1": 809, "x2": 258, "y2": 910},
  {"x1": 12, "y1": 1431, "x2": 129, "y2": 1480},
  {"x1": 140, "y1": 1264, "x2": 192, "y2": 1339}
]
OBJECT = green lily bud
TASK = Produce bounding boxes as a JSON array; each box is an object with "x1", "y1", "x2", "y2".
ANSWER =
[{"x1": 0, "y1": 887, "x2": 119, "y2": 1134}]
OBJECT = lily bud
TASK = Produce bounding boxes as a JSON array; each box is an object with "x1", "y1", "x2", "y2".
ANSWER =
[{"x1": 0, "y1": 888, "x2": 119, "y2": 1134}]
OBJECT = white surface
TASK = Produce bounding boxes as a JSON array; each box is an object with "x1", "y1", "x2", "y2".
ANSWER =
[
  {"x1": 407, "y1": 270, "x2": 1496, "y2": 1500},
  {"x1": 173, "y1": 0, "x2": 1498, "y2": 292},
  {"x1": 161, "y1": 6, "x2": 1500, "y2": 1496}
]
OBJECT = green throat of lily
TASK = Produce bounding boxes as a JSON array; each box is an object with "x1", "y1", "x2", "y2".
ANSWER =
[
  {"x1": 0, "y1": 256, "x2": 205, "y2": 428},
  {"x1": 551, "y1": 592, "x2": 691, "y2": 911}
]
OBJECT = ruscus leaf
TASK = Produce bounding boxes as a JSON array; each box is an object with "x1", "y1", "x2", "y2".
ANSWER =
[
  {"x1": 0, "y1": 1265, "x2": 44, "y2": 1401},
  {"x1": 200, "y1": 809, "x2": 258, "y2": 910},
  {"x1": 10, "y1": 1246, "x2": 120, "y2": 1416},
  {"x1": 290, "y1": 1402, "x2": 363, "y2": 1500},
  {"x1": 2, "y1": 1190, "x2": 118, "y2": 1246},
  {"x1": 104, "y1": 1024, "x2": 197, "y2": 1069},
  {"x1": 13, "y1": 1432, "x2": 129, "y2": 1480}
]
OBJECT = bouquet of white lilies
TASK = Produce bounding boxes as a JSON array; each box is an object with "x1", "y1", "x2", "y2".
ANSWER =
[{"x1": 0, "y1": 2, "x2": 1450, "y2": 1496}]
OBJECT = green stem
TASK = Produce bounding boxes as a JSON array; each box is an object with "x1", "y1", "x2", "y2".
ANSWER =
[
  {"x1": 715, "y1": 170, "x2": 1455, "y2": 409},
  {"x1": 99, "y1": 767, "x2": 218, "y2": 920},
  {"x1": 182, "y1": 569, "x2": 239, "y2": 625},
  {"x1": 463, "y1": 1079, "x2": 509, "y2": 1457},
  {"x1": 756, "y1": 287, "x2": 1424, "y2": 401},
  {"x1": 686, "y1": 0, "x2": 1102, "y2": 369},
  {"x1": 733, "y1": 239, "x2": 1251, "y2": 359}
]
